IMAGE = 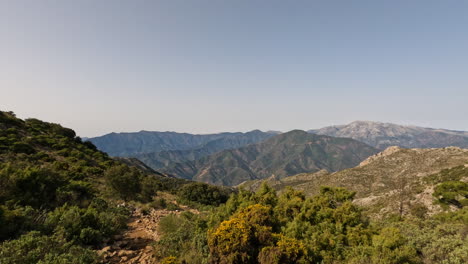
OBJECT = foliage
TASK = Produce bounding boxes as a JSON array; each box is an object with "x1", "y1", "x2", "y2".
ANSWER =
[
  {"x1": 433, "y1": 181, "x2": 468, "y2": 208},
  {"x1": 202, "y1": 186, "x2": 418, "y2": 263},
  {"x1": 155, "y1": 212, "x2": 209, "y2": 264},
  {"x1": 0, "y1": 231, "x2": 97, "y2": 264},
  {"x1": 178, "y1": 182, "x2": 231, "y2": 206},
  {"x1": 395, "y1": 210, "x2": 468, "y2": 264},
  {"x1": 160, "y1": 256, "x2": 178, "y2": 264},
  {"x1": 45, "y1": 202, "x2": 128, "y2": 245},
  {"x1": 104, "y1": 165, "x2": 142, "y2": 201},
  {"x1": 208, "y1": 204, "x2": 275, "y2": 264},
  {"x1": 0, "y1": 111, "x2": 204, "y2": 263},
  {"x1": 425, "y1": 165, "x2": 468, "y2": 184},
  {"x1": 257, "y1": 235, "x2": 307, "y2": 264}
]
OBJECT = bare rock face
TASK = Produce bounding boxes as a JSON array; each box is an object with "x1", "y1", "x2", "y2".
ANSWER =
[{"x1": 309, "y1": 121, "x2": 468, "y2": 149}]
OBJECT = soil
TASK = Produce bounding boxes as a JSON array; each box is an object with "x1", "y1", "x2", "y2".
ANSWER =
[{"x1": 97, "y1": 205, "x2": 198, "y2": 264}]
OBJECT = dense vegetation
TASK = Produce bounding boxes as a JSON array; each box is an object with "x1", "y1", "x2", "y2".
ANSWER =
[
  {"x1": 0, "y1": 111, "x2": 230, "y2": 263},
  {"x1": 155, "y1": 183, "x2": 468, "y2": 263},
  {"x1": 425, "y1": 165, "x2": 468, "y2": 209}
]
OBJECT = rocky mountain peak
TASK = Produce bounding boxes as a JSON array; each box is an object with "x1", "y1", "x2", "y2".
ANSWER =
[{"x1": 310, "y1": 121, "x2": 468, "y2": 150}]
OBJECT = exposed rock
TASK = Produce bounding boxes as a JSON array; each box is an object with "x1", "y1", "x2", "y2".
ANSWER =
[
  {"x1": 310, "y1": 121, "x2": 468, "y2": 149},
  {"x1": 97, "y1": 205, "x2": 200, "y2": 264},
  {"x1": 359, "y1": 146, "x2": 402, "y2": 166}
]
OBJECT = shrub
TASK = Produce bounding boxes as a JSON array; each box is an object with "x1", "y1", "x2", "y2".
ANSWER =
[
  {"x1": 434, "y1": 181, "x2": 468, "y2": 208},
  {"x1": 258, "y1": 235, "x2": 307, "y2": 264},
  {"x1": 45, "y1": 204, "x2": 127, "y2": 245},
  {"x1": 150, "y1": 198, "x2": 167, "y2": 210},
  {"x1": 0, "y1": 231, "x2": 97, "y2": 264},
  {"x1": 104, "y1": 165, "x2": 141, "y2": 201},
  {"x1": 208, "y1": 204, "x2": 274, "y2": 264},
  {"x1": 156, "y1": 212, "x2": 207, "y2": 262},
  {"x1": 4, "y1": 167, "x2": 66, "y2": 208},
  {"x1": 10, "y1": 142, "x2": 35, "y2": 154},
  {"x1": 178, "y1": 182, "x2": 230, "y2": 206}
]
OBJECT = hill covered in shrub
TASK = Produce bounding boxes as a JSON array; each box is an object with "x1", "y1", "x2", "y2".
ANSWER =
[{"x1": 0, "y1": 111, "x2": 231, "y2": 263}]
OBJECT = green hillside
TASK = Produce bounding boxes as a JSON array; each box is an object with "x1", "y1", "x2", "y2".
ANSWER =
[
  {"x1": 131, "y1": 130, "x2": 277, "y2": 170},
  {"x1": 0, "y1": 111, "x2": 230, "y2": 263}
]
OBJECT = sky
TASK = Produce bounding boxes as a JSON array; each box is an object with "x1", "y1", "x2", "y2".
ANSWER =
[{"x1": 1, "y1": 0, "x2": 467, "y2": 137}]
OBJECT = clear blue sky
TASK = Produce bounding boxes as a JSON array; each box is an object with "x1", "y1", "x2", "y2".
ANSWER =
[{"x1": 1, "y1": 1, "x2": 467, "y2": 137}]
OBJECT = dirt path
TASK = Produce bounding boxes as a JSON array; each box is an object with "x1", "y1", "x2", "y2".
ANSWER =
[{"x1": 98, "y1": 207, "x2": 194, "y2": 264}]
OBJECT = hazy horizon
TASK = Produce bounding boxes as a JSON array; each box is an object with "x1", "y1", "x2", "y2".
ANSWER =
[{"x1": 2, "y1": 1, "x2": 468, "y2": 137}]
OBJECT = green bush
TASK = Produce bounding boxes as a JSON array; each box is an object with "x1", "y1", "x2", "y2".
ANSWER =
[
  {"x1": 0, "y1": 231, "x2": 97, "y2": 264},
  {"x1": 150, "y1": 198, "x2": 167, "y2": 210},
  {"x1": 45, "y1": 204, "x2": 128, "y2": 245},
  {"x1": 10, "y1": 142, "x2": 36, "y2": 154},
  {"x1": 156, "y1": 212, "x2": 209, "y2": 263},
  {"x1": 434, "y1": 181, "x2": 468, "y2": 208},
  {"x1": 1, "y1": 166, "x2": 66, "y2": 208},
  {"x1": 178, "y1": 182, "x2": 230, "y2": 206},
  {"x1": 104, "y1": 165, "x2": 142, "y2": 201}
]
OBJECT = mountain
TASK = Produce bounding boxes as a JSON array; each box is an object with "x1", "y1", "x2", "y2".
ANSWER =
[
  {"x1": 113, "y1": 157, "x2": 174, "y2": 177},
  {"x1": 162, "y1": 130, "x2": 378, "y2": 186},
  {"x1": 87, "y1": 130, "x2": 277, "y2": 158},
  {"x1": 309, "y1": 121, "x2": 468, "y2": 149},
  {"x1": 132, "y1": 130, "x2": 278, "y2": 170},
  {"x1": 241, "y1": 145, "x2": 468, "y2": 217}
]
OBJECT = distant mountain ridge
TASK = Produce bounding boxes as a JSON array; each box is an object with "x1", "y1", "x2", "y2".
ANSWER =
[
  {"x1": 88, "y1": 130, "x2": 277, "y2": 157},
  {"x1": 162, "y1": 130, "x2": 378, "y2": 186},
  {"x1": 133, "y1": 130, "x2": 281, "y2": 169},
  {"x1": 309, "y1": 121, "x2": 468, "y2": 149}
]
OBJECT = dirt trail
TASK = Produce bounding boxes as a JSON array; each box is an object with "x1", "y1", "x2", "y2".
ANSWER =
[{"x1": 98, "y1": 206, "x2": 198, "y2": 264}]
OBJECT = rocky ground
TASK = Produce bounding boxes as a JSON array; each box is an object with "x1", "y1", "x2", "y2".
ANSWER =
[{"x1": 97, "y1": 205, "x2": 198, "y2": 264}]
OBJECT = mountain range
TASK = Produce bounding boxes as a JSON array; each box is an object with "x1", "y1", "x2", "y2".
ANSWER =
[
  {"x1": 131, "y1": 130, "x2": 279, "y2": 169},
  {"x1": 86, "y1": 121, "x2": 468, "y2": 186},
  {"x1": 161, "y1": 130, "x2": 378, "y2": 186},
  {"x1": 89, "y1": 129, "x2": 276, "y2": 160}
]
